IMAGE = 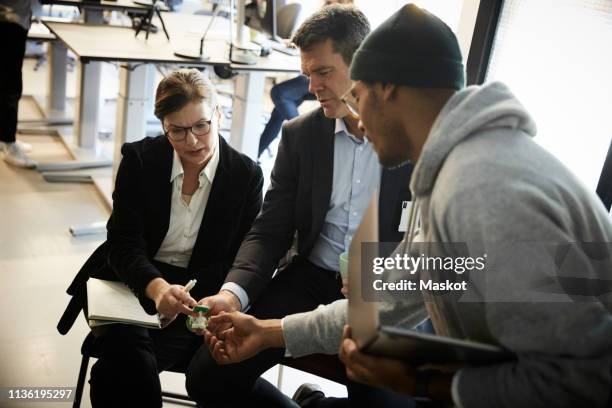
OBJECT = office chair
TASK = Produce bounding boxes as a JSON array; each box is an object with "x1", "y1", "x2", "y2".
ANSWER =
[{"x1": 73, "y1": 332, "x2": 197, "y2": 407}]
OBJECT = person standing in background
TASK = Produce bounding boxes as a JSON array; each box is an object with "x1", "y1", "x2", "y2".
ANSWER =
[{"x1": 0, "y1": 0, "x2": 36, "y2": 168}]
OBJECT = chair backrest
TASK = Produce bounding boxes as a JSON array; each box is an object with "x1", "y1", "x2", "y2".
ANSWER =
[{"x1": 276, "y1": 3, "x2": 302, "y2": 39}]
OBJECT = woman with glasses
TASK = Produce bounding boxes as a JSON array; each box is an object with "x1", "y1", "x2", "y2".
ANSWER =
[{"x1": 59, "y1": 68, "x2": 263, "y2": 407}]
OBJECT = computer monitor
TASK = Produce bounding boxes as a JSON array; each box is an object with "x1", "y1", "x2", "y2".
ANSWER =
[{"x1": 245, "y1": 0, "x2": 284, "y2": 39}]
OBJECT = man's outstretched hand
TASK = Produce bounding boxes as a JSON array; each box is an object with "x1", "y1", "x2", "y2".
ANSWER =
[{"x1": 204, "y1": 312, "x2": 284, "y2": 364}]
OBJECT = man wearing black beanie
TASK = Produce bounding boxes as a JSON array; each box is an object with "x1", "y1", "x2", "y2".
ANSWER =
[
  {"x1": 350, "y1": 4, "x2": 464, "y2": 91},
  {"x1": 338, "y1": 3, "x2": 612, "y2": 408},
  {"x1": 201, "y1": 4, "x2": 612, "y2": 408}
]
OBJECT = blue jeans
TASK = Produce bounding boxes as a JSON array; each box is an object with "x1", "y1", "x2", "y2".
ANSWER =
[{"x1": 258, "y1": 74, "x2": 314, "y2": 158}]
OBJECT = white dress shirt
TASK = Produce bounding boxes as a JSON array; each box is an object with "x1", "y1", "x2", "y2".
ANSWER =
[{"x1": 154, "y1": 147, "x2": 219, "y2": 268}]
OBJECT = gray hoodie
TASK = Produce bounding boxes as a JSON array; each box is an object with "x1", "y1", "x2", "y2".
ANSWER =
[{"x1": 282, "y1": 81, "x2": 612, "y2": 407}]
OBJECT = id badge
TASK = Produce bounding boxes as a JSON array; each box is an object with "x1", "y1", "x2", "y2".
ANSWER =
[{"x1": 398, "y1": 201, "x2": 411, "y2": 232}]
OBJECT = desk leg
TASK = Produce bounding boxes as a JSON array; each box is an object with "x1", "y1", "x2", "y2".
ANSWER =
[
  {"x1": 22, "y1": 41, "x2": 71, "y2": 128},
  {"x1": 67, "y1": 63, "x2": 154, "y2": 237},
  {"x1": 74, "y1": 60, "x2": 101, "y2": 148},
  {"x1": 73, "y1": 9, "x2": 104, "y2": 148},
  {"x1": 47, "y1": 41, "x2": 67, "y2": 112},
  {"x1": 230, "y1": 71, "x2": 265, "y2": 161},
  {"x1": 112, "y1": 63, "x2": 156, "y2": 181}
]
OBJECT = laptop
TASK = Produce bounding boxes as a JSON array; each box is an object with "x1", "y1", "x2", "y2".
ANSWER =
[{"x1": 347, "y1": 194, "x2": 512, "y2": 367}]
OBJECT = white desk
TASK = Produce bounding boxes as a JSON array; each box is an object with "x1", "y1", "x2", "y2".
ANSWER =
[
  {"x1": 40, "y1": 0, "x2": 168, "y2": 13},
  {"x1": 40, "y1": 0, "x2": 167, "y2": 129},
  {"x1": 28, "y1": 21, "x2": 56, "y2": 41},
  {"x1": 44, "y1": 13, "x2": 300, "y2": 166}
]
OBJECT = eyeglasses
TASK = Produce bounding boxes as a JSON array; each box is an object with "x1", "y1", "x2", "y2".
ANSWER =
[
  {"x1": 340, "y1": 86, "x2": 359, "y2": 119},
  {"x1": 164, "y1": 107, "x2": 216, "y2": 142}
]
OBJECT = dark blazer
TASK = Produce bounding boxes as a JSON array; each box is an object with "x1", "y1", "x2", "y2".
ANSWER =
[
  {"x1": 225, "y1": 108, "x2": 412, "y2": 303},
  {"x1": 57, "y1": 135, "x2": 263, "y2": 335}
]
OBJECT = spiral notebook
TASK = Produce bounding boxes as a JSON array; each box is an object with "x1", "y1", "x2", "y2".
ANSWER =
[{"x1": 86, "y1": 278, "x2": 161, "y2": 329}]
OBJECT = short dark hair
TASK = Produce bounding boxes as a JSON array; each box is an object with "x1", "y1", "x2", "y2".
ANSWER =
[
  {"x1": 324, "y1": 0, "x2": 354, "y2": 5},
  {"x1": 292, "y1": 4, "x2": 370, "y2": 66}
]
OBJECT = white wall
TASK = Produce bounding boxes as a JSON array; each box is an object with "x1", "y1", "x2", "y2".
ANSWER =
[{"x1": 353, "y1": 0, "x2": 480, "y2": 61}]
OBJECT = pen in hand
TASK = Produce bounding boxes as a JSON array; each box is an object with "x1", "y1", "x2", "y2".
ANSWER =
[
  {"x1": 183, "y1": 279, "x2": 198, "y2": 314},
  {"x1": 184, "y1": 279, "x2": 197, "y2": 294},
  {"x1": 159, "y1": 279, "x2": 197, "y2": 328}
]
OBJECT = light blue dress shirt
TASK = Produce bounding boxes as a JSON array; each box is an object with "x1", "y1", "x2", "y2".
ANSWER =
[{"x1": 308, "y1": 118, "x2": 381, "y2": 271}]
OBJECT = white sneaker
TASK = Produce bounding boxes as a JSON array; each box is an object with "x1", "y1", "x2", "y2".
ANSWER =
[
  {"x1": 0, "y1": 140, "x2": 32, "y2": 153},
  {"x1": 3, "y1": 142, "x2": 37, "y2": 168},
  {"x1": 18, "y1": 140, "x2": 32, "y2": 152},
  {"x1": 0, "y1": 140, "x2": 32, "y2": 152}
]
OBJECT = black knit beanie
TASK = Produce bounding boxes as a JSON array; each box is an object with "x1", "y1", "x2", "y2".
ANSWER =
[{"x1": 350, "y1": 4, "x2": 465, "y2": 90}]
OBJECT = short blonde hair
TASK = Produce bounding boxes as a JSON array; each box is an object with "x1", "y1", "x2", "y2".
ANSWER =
[{"x1": 154, "y1": 68, "x2": 218, "y2": 121}]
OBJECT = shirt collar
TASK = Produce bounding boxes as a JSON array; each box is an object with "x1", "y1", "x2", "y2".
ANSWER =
[
  {"x1": 334, "y1": 117, "x2": 348, "y2": 135},
  {"x1": 335, "y1": 118, "x2": 368, "y2": 145},
  {"x1": 202, "y1": 142, "x2": 220, "y2": 184},
  {"x1": 170, "y1": 142, "x2": 220, "y2": 186},
  {"x1": 170, "y1": 151, "x2": 183, "y2": 182}
]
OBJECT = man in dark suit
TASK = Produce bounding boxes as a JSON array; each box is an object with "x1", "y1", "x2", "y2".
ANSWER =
[
  {"x1": 186, "y1": 5, "x2": 413, "y2": 407},
  {"x1": 57, "y1": 69, "x2": 263, "y2": 407}
]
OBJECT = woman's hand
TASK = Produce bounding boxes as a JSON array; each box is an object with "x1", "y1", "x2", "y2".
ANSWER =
[{"x1": 146, "y1": 278, "x2": 198, "y2": 321}]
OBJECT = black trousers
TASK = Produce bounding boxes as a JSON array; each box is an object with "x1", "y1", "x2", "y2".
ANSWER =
[
  {"x1": 308, "y1": 380, "x2": 418, "y2": 408},
  {"x1": 89, "y1": 262, "x2": 203, "y2": 408},
  {"x1": 186, "y1": 258, "x2": 344, "y2": 407},
  {"x1": 0, "y1": 22, "x2": 27, "y2": 144}
]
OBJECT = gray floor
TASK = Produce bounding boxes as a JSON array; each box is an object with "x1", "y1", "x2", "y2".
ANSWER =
[
  {"x1": 0, "y1": 97, "x2": 106, "y2": 407},
  {"x1": 0, "y1": 50, "x2": 345, "y2": 407}
]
